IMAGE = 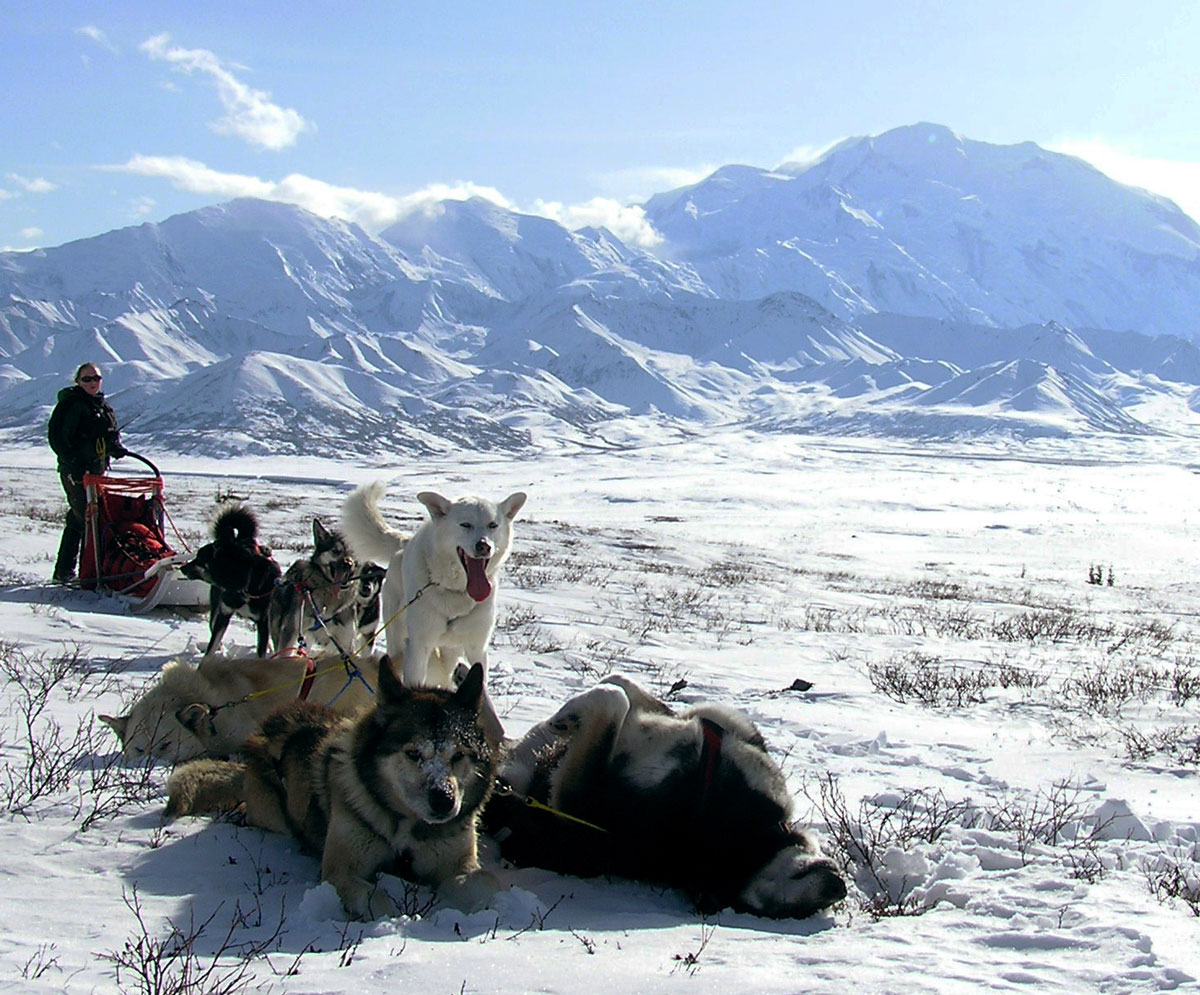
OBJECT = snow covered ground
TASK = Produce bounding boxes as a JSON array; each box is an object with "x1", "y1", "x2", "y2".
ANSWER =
[{"x1": 2, "y1": 430, "x2": 1199, "y2": 994}]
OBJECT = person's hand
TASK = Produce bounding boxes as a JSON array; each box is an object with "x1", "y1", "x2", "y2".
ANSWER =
[{"x1": 111, "y1": 444, "x2": 128, "y2": 459}]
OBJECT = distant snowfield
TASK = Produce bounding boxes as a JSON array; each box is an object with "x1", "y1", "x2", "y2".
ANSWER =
[{"x1": 2, "y1": 431, "x2": 1200, "y2": 994}]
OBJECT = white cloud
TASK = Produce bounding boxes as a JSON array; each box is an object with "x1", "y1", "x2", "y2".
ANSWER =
[
  {"x1": 77, "y1": 26, "x2": 118, "y2": 54},
  {"x1": 7, "y1": 173, "x2": 57, "y2": 194},
  {"x1": 596, "y1": 164, "x2": 717, "y2": 202},
  {"x1": 108, "y1": 155, "x2": 664, "y2": 246},
  {"x1": 140, "y1": 33, "x2": 313, "y2": 151},
  {"x1": 533, "y1": 197, "x2": 662, "y2": 248},
  {"x1": 109, "y1": 156, "x2": 515, "y2": 230},
  {"x1": 19, "y1": 227, "x2": 44, "y2": 240},
  {"x1": 0, "y1": 188, "x2": 13, "y2": 201},
  {"x1": 110, "y1": 155, "x2": 274, "y2": 199},
  {"x1": 1049, "y1": 138, "x2": 1200, "y2": 224},
  {"x1": 778, "y1": 141, "x2": 840, "y2": 170}
]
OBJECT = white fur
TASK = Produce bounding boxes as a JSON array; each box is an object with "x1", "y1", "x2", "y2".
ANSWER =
[{"x1": 341, "y1": 482, "x2": 526, "y2": 688}]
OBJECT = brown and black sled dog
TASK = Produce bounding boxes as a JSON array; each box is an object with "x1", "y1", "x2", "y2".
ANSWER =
[{"x1": 167, "y1": 658, "x2": 502, "y2": 920}]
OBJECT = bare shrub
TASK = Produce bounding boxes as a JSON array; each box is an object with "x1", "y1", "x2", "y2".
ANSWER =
[
  {"x1": 1118, "y1": 724, "x2": 1200, "y2": 766},
  {"x1": 867, "y1": 652, "x2": 1044, "y2": 709},
  {"x1": 985, "y1": 781, "x2": 1103, "y2": 868},
  {"x1": 1144, "y1": 844, "x2": 1200, "y2": 916},
  {"x1": 805, "y1": 774, "x2": 980, "y2": 919},
  {"x1": 0, "y1": 641, "x2": 162, "y2": 827},
  {"x1": 101, "y1": 886, "x2": 287, "y2": 995},
  {"x1": 1060, "y1": 659, "x2": 1190, "y2": 716},
  {"x1": 990, "y1": 608, "x2": 1117, "y2": 644}
]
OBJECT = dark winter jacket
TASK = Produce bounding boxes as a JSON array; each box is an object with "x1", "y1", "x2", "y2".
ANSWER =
[{"x1": 47, "y1": 386, "x2": 124, "y2": 476}]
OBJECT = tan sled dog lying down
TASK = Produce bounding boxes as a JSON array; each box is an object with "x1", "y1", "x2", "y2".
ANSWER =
[{"x1": 99, "y1": 652, "x2": 381, "y2": 762}]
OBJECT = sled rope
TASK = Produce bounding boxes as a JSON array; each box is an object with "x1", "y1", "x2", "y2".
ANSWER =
[
  {"x1": 207, "y1": 654, "x2": 361, "y2": 714},
  {"x1": 208, "y1": 579, "x2": 438, "y2": 715},
  {"x1": 493, "y1": 781, "x2": 610, "y2": 834}
]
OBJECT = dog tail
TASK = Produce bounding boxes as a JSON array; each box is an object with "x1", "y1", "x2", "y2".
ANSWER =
[
  {"x1": 165, "y1": 758, "x2": 246, "y2": 818},
  {"x1": 340, "y1": 482, "x2": 405, "y2": 562},
  {"x1": 213, "y1": 505, "x2": 259, "y2": 545}
]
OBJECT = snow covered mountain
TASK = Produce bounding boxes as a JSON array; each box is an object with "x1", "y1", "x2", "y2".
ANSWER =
[
  {"x1": 644, "y1": 123, "x2": 1200, "y2": 338},
  {"x1": 4, "y1": 124, "x2": 1200, "y2": 456}
]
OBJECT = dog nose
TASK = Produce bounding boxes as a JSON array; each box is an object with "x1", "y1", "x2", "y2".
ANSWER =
[
  {"x1": 427, "y1": 785, "x2": 457, "y2": 818},
  {"x1": 474, "y1": 538, "x2": 493, "y2": 558}
]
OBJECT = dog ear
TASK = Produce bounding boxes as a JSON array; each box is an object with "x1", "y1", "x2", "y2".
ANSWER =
[
  {"x1": 98, "y1": 713, "x2": 129, "y2": 742},
  {"x1": 452, "y1": 663, "x2": 485, "y2": 713},
  {"x1": 376, "y1": 654, "x2": 407, "y2": 704},
  {"x1": 499, "y1": 492, "x2": 527, "y2": 521},
  {"x1": 312, "y1": 518, "x2": 331, "y2": 545},
  {"x1": 176, "y1": 703, "x2": 216, "y2": 737},
  {"x1": 417, "y1": 491, "x2": 452, "y2": 519}
]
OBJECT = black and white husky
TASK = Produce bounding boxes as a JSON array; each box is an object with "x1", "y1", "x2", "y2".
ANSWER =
[
  {"x1": 268, "y1": 519, "x2": 360, "y2": 655},
  {"x1": 487, "y1": 676, "x2": 847, "y2": 919}
]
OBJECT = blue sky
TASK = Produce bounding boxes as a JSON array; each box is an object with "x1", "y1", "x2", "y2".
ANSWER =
[{"x1": 3, "y1": 0, "x2": 1199, "y2": 250}]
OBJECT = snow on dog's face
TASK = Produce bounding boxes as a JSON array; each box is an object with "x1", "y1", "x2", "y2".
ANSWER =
[
  {"x1": 371, "y1": 661, "x2": 498, "y2": 824},
  {"x1": 417, "y1": 491, "x2": 526, "y2": 603}
]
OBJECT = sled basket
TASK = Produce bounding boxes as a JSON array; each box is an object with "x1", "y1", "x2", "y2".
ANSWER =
[{"x1": 79, "y1": 453, "x2": 205, "y2": 612}]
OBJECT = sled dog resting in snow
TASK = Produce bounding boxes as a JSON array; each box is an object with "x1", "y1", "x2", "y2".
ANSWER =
[
  {"x1": 486, "y1": 675, "x2": 847, "y2": 919},
  {"x1": 340, "y1": 483, "x2": 526, "y2": 687},
  {"x1": 167, "y1": 659, "x2": 502, "y2": 920},
  {"x1": 99, "y1": 652, "x2": 381, "y2": 762}
]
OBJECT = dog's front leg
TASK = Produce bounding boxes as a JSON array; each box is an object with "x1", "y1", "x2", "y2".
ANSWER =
[
  {"x1": 544, "y1": 684, "x2": 631, "y2": 814},
  {"x1": 321, "y1": 809, "x2": 400, "y2": 920},
  {"x1": 254, "y1": 614, "x2": 271, "y2": 657}
]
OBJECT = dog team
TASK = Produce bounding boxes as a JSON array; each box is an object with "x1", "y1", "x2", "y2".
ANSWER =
[{"x1": 103, "y1": 481, "x2": 847, "y2": 923}]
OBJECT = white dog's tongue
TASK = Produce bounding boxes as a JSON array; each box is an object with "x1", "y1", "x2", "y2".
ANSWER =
[{"x1": 461, "y1": 553, "x2": 492, "y2": 602}]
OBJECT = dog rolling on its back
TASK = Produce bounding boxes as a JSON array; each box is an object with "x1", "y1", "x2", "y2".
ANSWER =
[
  {"x1": 168, "y1": 659, "x2": 503, "y2": 920},
  {"x1": 487, "y1": 675, "x2": 847, "y2": 919},
  {"x1": 181, "y1": 505, "x2": 281, "y2": 657}
]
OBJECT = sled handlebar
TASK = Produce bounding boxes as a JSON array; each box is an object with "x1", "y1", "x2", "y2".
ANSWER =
[{"x1": 121, "y1": 451, "x2": 161, "y2": 478}]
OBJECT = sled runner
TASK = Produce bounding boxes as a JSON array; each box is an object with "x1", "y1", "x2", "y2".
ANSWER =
[{"x1": 79, "y1": 452, "x2": 207, "y2": 612}]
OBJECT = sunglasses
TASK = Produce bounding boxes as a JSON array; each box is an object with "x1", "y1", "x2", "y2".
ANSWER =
[{"x1": 79, "y1": 375, "x2": 102, "y2": 383}]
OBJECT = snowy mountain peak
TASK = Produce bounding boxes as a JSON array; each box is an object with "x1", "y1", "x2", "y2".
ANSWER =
[{"x1": 6, "y1": 124, "x2": 1200, "y2": 454}]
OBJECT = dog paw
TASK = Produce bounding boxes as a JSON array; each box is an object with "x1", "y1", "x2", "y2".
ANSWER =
[
  {"x1": 338, "y1": 879, "x2": 400, "y2": 921},
  {"x1": 548, "y1": 685, "x2": 629, "y2": 734},
  {"x1": 439, "y1": 869, "x2": 499, "y2": 913}
]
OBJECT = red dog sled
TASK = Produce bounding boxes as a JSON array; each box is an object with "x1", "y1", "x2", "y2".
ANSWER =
[{"x1": 79, "y1": 452, "x2": 207, "y2": 612}]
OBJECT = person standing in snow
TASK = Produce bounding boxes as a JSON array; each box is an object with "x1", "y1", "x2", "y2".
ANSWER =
[{"x1": 47, "y1": 362, "x2": 126, "y2": 583}]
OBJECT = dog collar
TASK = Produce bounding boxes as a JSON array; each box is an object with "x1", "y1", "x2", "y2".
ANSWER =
[{"x1": 698, "y1": 717, "x2": 725, "y2": 796}]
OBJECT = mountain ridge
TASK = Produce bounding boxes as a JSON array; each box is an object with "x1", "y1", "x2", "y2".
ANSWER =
[{"x1": 4, "y1": 123, "x2": 1200, "y2": 455}]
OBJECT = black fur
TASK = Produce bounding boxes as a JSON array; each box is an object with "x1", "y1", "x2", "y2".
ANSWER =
[
  {"x1": 182, "y1": 505, "x2": 281, "y2": 657},
  {"x1": 485, "y1": 684, "x2": 847, "y2": 919}
]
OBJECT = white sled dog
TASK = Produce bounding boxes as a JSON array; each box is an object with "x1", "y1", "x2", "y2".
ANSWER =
[
  {"x1": 99, "y1": 652, "x2": 381, "y2": 762},
  {"x1": 340, "y1": 483, "x2": 526, "y2": 687},
  {"x1": 486, "y1": 675, "x2": 847, "y2": 919},
  {"x1": 167, "y1": 660, "x2": 502, "y2": 920}
]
